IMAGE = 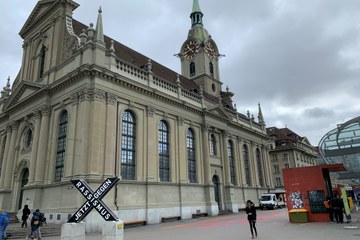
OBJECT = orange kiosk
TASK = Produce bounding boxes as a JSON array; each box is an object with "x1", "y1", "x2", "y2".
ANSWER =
[{"x1": 283, "y1": 164, "x2": 346, "y2": 222}]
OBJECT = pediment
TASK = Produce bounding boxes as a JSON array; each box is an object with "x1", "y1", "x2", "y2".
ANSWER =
[
  {"x1": 3, "y1": 81, "x2": 44, "y2": 110},
  {"x1": 206, "y1": 105, "x2": 232, "y2": 120},
  {"x1": 19, "y1": 0, "x2": 79, "y2": 38}
]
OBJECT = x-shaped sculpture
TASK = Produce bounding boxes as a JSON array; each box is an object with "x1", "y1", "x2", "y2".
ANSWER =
[{"x1": 68, "y1": 177, "x2": 119, "y2": 223}]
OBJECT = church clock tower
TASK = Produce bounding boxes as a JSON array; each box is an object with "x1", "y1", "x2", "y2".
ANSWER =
[{"x1": 180, "y1": 0, "x2": 222, "y2": 97}]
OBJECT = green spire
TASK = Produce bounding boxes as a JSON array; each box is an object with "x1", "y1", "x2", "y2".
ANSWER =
[
  {"x1": 190, "y1": 0, "x2": 203, "y2": 27},
  {"x1": 192, "y1": 0, "x2": 202, "y2": 13}
]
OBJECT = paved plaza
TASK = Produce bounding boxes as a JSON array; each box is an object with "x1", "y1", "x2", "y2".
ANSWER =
[{"x1": 37, "y1": 208, "x2": 360, "y2": 240}]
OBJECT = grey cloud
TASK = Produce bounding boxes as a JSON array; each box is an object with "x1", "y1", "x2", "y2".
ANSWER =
[{"x1": 303, "y1": 107, "x2": 335, "y2": 119}]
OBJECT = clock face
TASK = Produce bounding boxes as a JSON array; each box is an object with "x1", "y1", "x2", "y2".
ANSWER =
[
  {"x1": 183, "y1": 40, "x2": 199, "y2": 59},
  {"x1": 205, "y1": 41, "x2": 216, "y2": 59}
]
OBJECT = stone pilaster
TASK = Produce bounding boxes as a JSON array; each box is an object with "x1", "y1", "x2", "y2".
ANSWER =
[
  {"x1": 88, "y1": 89, "x2": 106, "y2": 176},
  {"x1": 177, "y1": 118, "x2": 187, "y2": 183},
  {"x1": 0, "y1": 126, "x2": 12, "y2": 188},
  {"x1": 232, "y1": 136, "x2": 240, "y2": 186},
  {"x1": 4, "y1": 121, "x2": 20, "y2": 188},
  {"x1": 237, "y1": 137, "x2": 247, "y2": 186},
  {"x1": 103, "y1": 93, "x2": 117, "y2": 177},
  {"x1": 34, "y1": 106, "x2": 51, "y2": 183},
  {"x1": 201, "y1": 124, "x2": 211, "y2": 184},
  {"x1": 146, "y1": 108, "x2": 157, "y2": 182},
  {"x1": 221, "y1": 130, "x2": 231, "y2": 186},
  {"x1": 63, "y1": 93, "x2": 79, "y2": 179},
  {"x1": 73, "y1": 88, "x2": 91, "y2": 177}
]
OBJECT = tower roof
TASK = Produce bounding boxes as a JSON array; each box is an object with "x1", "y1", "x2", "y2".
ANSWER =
[
  {"x1": 188, "y1": 0, "x2": 210, "y2": 42},
  {"x1": 192, "y1": 0, "x2": 202, "y2": 13}
]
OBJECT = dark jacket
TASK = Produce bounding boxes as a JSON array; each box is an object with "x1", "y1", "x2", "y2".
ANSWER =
[
  {"x1": 22, "y1": 207, "x2": 31, "y2": 221},
  {"x1": 246, "y1": 204, "x2": 257, "y2": 221},
  {"x1": 331, "y1": 198, "x2": 344, "y2": 209}
]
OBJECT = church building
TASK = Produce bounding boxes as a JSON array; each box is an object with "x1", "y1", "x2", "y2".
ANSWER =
[{"x1": 0, "y1": 0, "x2": 274, "y2": 230}]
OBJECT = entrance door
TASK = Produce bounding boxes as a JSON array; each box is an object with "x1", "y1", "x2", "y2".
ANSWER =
[
  {"x1": 18, "y1": 168, "x2": 29, "y2": 210},
  {"x1": 212, "y1": 175, "x2": 221, "y2": 210}
]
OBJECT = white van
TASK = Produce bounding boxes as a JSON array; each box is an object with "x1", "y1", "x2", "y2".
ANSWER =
[{"x1": 259, "y1": 193, "x2": 285, "y2": 210}]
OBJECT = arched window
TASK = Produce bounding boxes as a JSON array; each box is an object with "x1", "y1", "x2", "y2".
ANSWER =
[
  {"x1": 187, "y1": 128, "x2": 196, "y2": 183},
  {"x1": 121, "y1": 111, "x2": 136, "y2": 180},
  {"x1": 39, "y1": 45, "x2": 46, "y2": 78},
  {"x1": 256, "y1": 148, "x2": 264, "y2": 187},
  {"x1": 55, "y1": 111, "x2": 68, "y2": 182},
  {"x1": 228, "y1": 140, "x2": 236, "y2": 185},
  {"x1": 209, "y1": 134, "x2": 217, "y2": 156},
  {"x1": 209, "y1": 62, "x2": 214, "y2": 76},
  {"x1": 24, "y1": 129, "x2": 33, "y2": 149},
  {"x1": 159, "y1": 120, "x2": 170, "y2": 181},
  {"x1": 243, "y1": 144, "x2": 251, "y2": 185},
  {"x1": 190, "y1": 62, "x2": 196, "y2": 77}
]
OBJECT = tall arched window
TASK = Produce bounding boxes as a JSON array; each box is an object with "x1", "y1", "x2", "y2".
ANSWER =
[
  {"x1": 187, "y1": 128, "x2": 196, "y2": 183},
  {"x1": 243, "y1": 144, "x2": 251, "y2": 185},
  {"x1": 55, "y1": 111, "x2": 68, "y2": 182},
  {"x1": 159, "y1": 120, "x2": 170, "y2": 181},
  {"x1": 256, "y1": 148, "x2": 264, "y2": 187},
  {"x1": 209, "y1": 62, "x2": 214, "y2": 76},
  {"x1": 228, "y1": 140, "x2": 236, "y2": 185},
  {"x1": 39, "y1": 45, "x2": 46, "y2": 78},
  {"x1": 209, "y1": 134, "x2": 217, "y2": 156},
  {"x1": 190, "y1": 62, "x2": 196, "y2": 77},
  {"x1": 121, "y1": 111, "x2": 136, "y2": 180}
]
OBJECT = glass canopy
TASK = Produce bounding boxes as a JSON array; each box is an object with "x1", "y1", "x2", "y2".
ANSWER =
[{"x1": 318, "y1": 116, "x2": 360, "y2": 177}]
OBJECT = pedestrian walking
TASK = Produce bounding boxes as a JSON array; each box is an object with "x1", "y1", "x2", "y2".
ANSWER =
[
  {"x1": 28, "y1": 209, "x2": 43, "y2": 239},
  {"x1": 21, "y1": 205, "x2": 31, "y2": 228},
  {"x1": 0, "y1": 212, "x2": 10, "y2": 240},
  {"x1": 331, "y1": 193, "x2": 344, "y2": 223},
  {"x1": 245, "y1": 200, "x2": 257, "y2": 239}
]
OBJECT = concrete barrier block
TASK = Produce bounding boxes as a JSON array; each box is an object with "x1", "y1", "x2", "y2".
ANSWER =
[
  {"x1": 61, "y1": 222, "x2": 85, "y2": 240},
  {"x1": 102, "y1": 220, "x2": 124, "y2": 240}
]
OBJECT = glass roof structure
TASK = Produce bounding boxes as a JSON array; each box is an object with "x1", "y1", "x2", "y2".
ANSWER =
[{"x1": 318, "y1": 116, "x2": 360, "y2": 179}]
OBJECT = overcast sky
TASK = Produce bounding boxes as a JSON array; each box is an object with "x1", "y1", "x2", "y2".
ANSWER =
[{"x1": 1, "y1": 0, "x2": 360, "y2": 146}]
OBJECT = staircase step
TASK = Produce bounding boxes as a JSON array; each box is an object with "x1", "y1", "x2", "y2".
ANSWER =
[{"x1": 6, "y1": 223, "x2": 61, "y2": 239}]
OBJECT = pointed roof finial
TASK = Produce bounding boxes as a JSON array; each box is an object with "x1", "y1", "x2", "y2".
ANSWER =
[
  {"x1": 6, "y1": 76, "x2": 10, "y2": 88},
  {"x1": 95, "y1": 6, "x2": 105, "y2": 47},
  {"x1": 258, "y1": 102, "x2": 266, "y2": 126},
  {"x1": 192, "y1": 0, "x2": 202, "y2": 13}
]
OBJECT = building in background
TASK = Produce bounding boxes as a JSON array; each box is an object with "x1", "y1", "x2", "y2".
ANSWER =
[
  {"x1": 0, "y1": 0, "x2": 274, "y2": 231},
  {"x1": 267, "y1": 127, "x2": 318, "y2": 188}
]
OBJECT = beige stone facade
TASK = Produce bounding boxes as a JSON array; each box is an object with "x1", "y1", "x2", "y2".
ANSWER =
[
  {"x1": 267, "y1": 127, "x2": 318, "y2": 188},
  {"x1": 0, "y1": 0, "x2": 274, "y2": 230}
]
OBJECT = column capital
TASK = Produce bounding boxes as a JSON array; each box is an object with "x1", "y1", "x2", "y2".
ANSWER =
[
  {"x1": 177, "y1": 116, "x2": 184, "y2": 126},
  {"x1": 201, "y1": 123, "x2": 210, "y2": 132},
  {"x1": 11, "y1": 121, "x2": 20, "y2": 130},
  {"x1": 106, "y1": 92, "x2": 117, "y2": 106},
  {"x1": 5, "y1": 124, "x2": 12, "y2": 133},
  {"x1": 146, "y1": 105, "x2": 155, "y2": 117},
  {"x1": 93, "y1": 89, "x2": 106, "y2": 102},
  {"x1": 40, "y1": 105, "x2": 52, "y2": 116},
  {"x1": 70, "y1": 92, "x2": 79, "y2": 105},
  {"x1": 79, "y1": 88, "x2": 92, "y2": 102}
]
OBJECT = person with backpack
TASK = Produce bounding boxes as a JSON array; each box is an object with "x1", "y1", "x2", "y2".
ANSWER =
[
  {"x1": 28, "y1": 209, "x2": 41, "y2": 239},
  {"x1": 0, "y1": 212, "x2": 10, "y2": 240}
]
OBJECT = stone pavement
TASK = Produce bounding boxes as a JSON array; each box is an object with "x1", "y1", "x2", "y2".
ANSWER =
[{"x1": 8, "y1": 209, "x2": 360, "y2": 240}]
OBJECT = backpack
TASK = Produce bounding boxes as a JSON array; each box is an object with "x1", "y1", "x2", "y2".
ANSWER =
[
  {"x1": 3, "y1": 215, "x2": 9, "y2": 225},
  {"x1": 33, "y1": 215, "x2": 40, "y2": 225}
]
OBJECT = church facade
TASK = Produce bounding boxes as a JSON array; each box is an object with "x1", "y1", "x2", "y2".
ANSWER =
[{"x1": 0, "y1": 0, "x2": 274, "y2": 230}]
